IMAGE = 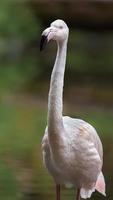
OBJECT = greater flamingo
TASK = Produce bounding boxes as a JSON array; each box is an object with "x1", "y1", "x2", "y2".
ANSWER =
[{"x1": 40, "y1": 19, "x2": 106, "y2": 200}]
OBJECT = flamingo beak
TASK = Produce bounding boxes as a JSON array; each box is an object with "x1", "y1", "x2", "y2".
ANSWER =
[
  {"x1": 40, "y1": 35, "x2": 48, "y2": 51},
  {"x1": 40, "y1": 27, "x2": 50, "y2": 51},
  {"x1": 40, "y1": 27, "x2": 55, "y2": 51}
]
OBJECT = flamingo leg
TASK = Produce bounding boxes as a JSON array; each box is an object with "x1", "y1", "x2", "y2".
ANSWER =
[
  {"x1": 76, "y1": 188, "x2": 80, "y2": 200},
  {"x1": 56, "y1": 184, "x2": 60, "y2": 200}
]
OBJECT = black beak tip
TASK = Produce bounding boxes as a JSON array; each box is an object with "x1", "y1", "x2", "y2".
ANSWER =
[{"x1": 40, "y1": 35, "x2": 48, "y2": 51}]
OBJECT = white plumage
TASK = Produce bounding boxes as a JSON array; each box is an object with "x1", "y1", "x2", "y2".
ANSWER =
[{"x1": 40, "y1": 19, "x2": 106, "y2": 200}]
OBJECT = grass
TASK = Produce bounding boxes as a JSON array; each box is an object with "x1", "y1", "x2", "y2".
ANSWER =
[{"x1": 0, "y1": 94, "x2": 113, "y2": 199}]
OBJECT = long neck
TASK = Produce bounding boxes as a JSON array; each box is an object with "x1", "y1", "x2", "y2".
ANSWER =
[{"x1": 48, "y1": 39, "x2": 67, "y2": 134}]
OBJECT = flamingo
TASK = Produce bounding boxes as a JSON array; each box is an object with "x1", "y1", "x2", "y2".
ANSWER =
[{"x1": 40, "y1": 19, "x2": 106, "y2": 200}]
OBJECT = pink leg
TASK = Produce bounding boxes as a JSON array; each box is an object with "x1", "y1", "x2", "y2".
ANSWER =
[
  {"x1": 76, "y1": 188, "x2": 80, "y2": 200},
  {"x1": 56, "y1": 184, "x2": 60, "y2": 200}
]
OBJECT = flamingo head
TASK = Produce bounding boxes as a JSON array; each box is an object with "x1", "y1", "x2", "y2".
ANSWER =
[{"x1": 40, "y1": 19, "x2": 69, "y2": 51}]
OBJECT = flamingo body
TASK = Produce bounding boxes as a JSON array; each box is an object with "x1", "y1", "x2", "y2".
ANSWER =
[
  {"x1": 42, "y1": 117, "x2": 105, "y2": 198},
  {"x1": 40, "y1": 19, "x2": 106, "y2": 199}
]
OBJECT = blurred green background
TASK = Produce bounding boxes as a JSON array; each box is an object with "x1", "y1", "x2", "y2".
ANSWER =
[{"x1": 0, "y1": 0, "x2": 113, "y2": 199}]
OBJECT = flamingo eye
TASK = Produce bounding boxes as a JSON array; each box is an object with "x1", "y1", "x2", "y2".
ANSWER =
[{"x1": 59, "y1": 26, "x2": 63, "y2": 29}]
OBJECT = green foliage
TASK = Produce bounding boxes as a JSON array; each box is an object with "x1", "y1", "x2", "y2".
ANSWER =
[
  {"x1": 0, "y1": 0, "x2": 41, "y2": 92},
  {"x1": 67, "y1": 30, "x2": 113, "y2": 76},
  {"x1": 0, "y1": 0, "x2": 40, "y2": 41}
]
